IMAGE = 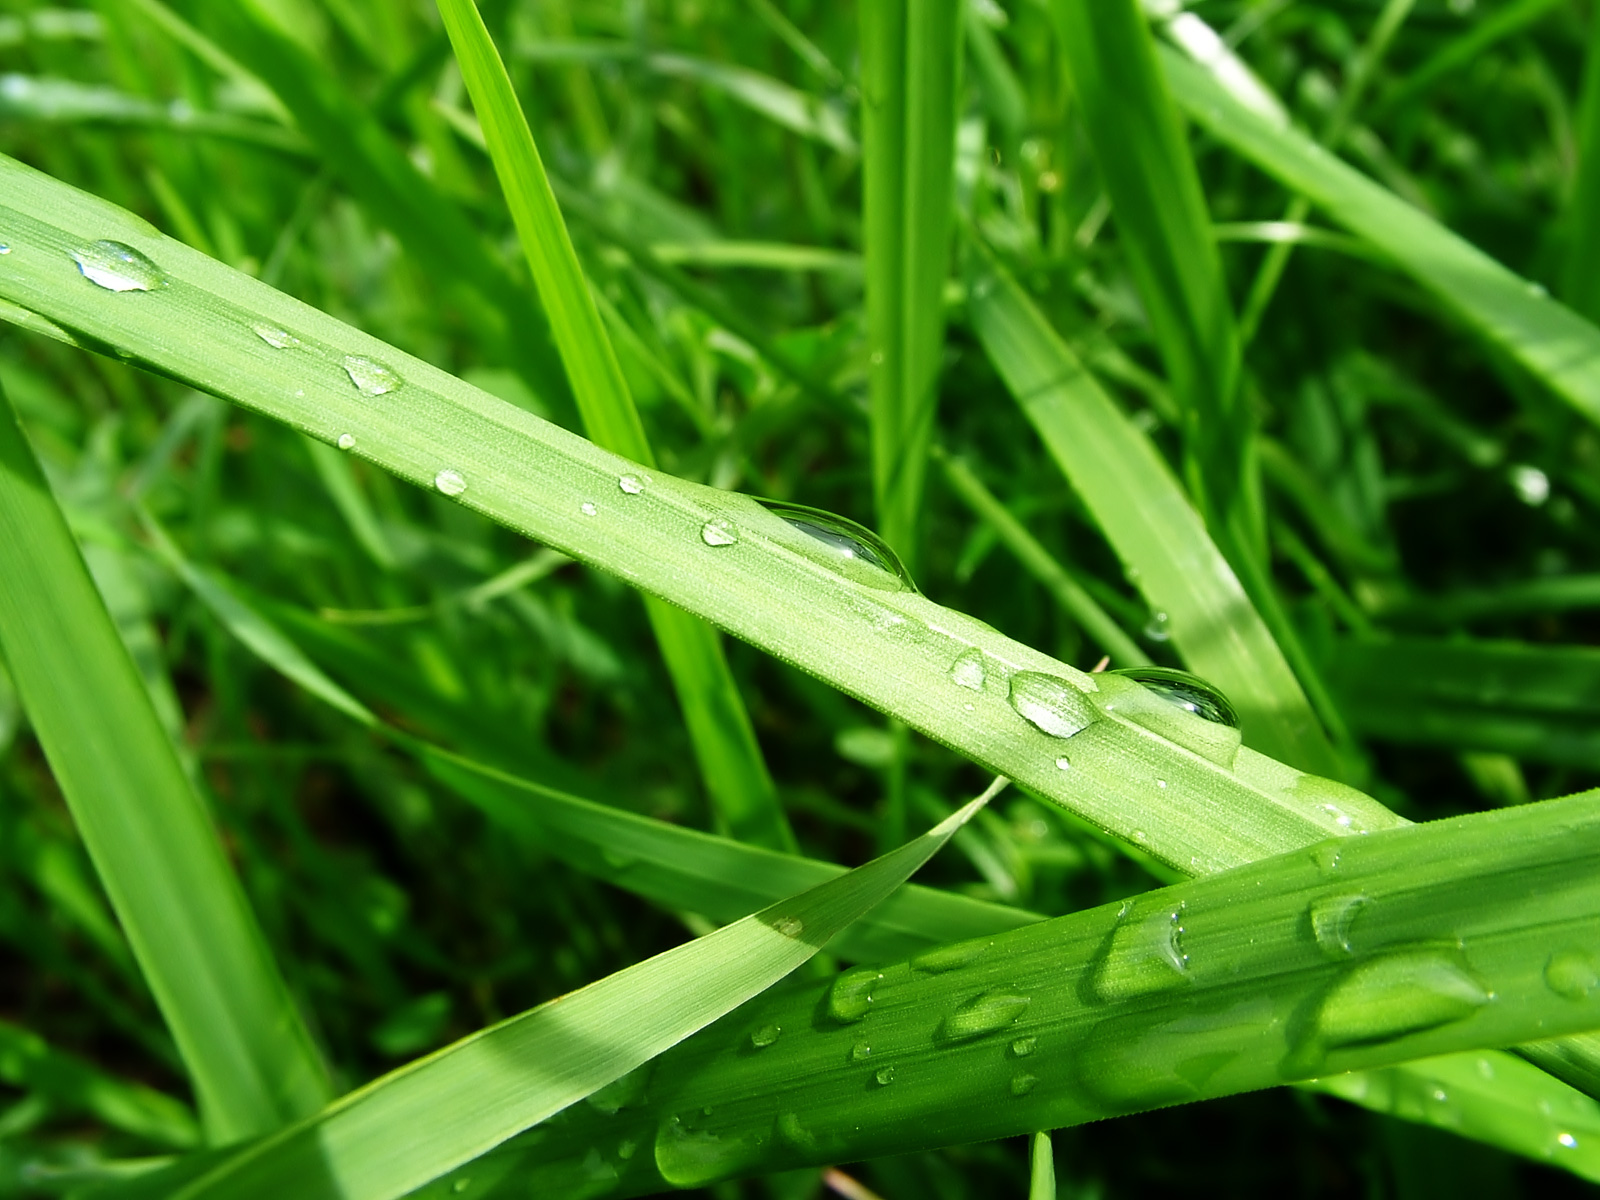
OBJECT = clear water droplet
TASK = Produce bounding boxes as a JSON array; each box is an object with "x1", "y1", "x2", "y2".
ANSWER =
[
  {"x1": 1142, "y1": 610, "x2": 1171, "y2": 641},
  {"x1": 1289, "y1": 775, "x2": 1393, "y2": 838},
  {"x1": 1109, "y1": 667, "x2": 1238, "y2": 728},
  {"x1": 1091, "y1": 901, "x2": 1190, "y2": 1003},
  {"x1": 873, "y1": 1066, "x2": 896, "y2": 1086},
  {"x1": 343, "y1": 354, "x2": 401, "y2": 395},
  {"x1": 452, "y1": 1179, "x2": 471, "y2": 1194},
  {"x1": 1156, "y1": 779, "x2": 1167, "y2": 788},
  {"x1": 700, "y1": 518, "x2": 739, "y2": 547},
  {"x1": 0, "y1": 245, "x2": 11, "y2": 255},
  {"x1": 911, "y1": 940, "x2": 991, "y2": 974},
  {"x1": 1055, "y1": 756, "x2": 1071, "y2": 770},
  {"x1": 828, "y1": 968, "x2": 882, "y2": 1023},
  {"x1": 71, "y1": 240, "x2": 166, "y2": 291},
  {"x1": 654, "y1": 1116, "x2": 763, "y2": 1188},
  {"x1": 1100, "y1": 669, "x2": 1242, "y2": 767},
  {"x1": 581, "y1": 501, "x2": 598, "y2": 517},
  {"x1": 774, "y1": 916, "x2": 804, "y2": 938},
  {"x1": 939, "y1": 991, "x2": 1032, "y2": 1042},
  {"x1": 850, "y1": 1041, "x2": 872, "y2": 1062},
  {"x1": 1545, "y1": 949, "x2": 1600, "y2": 1000},
  {"x1": 750, "y1": 1023, "x2": 782, "y2": 1048},
  {"x1": 1559, "y1": 1132, "x2": 1579, "y2": 1149},
  {"x1": 1008, "y1": 671, "x2": 1096, "y2": 739},
  {"x1": 1308, "y1": 893, "x2": 1371, "y2": 959},
  {"x1": 619, "y1": 474, "x2": 644, "y2": 495},
  {"x1": 337, "y1": 433, "x2": 356, "y2": 451},
  {"x1": 1010, "y1": 1073, "x2": 1039, "y2": 1096},
  {"x1": 949, "y1": 647, "x2": 986, "y2": 691},
  {"x1": 756, "y1": 498, "x2": 915, "y2": 591},
  {"x1": 1011, "y1": 1036, "x2": 1038, "y2": 1057},
  {"x1": 435, "y1": 469, "x2": 467, "y2": 497},
  {"x1": 252, "y1": 322, "x2": 300, "y2": 349}
]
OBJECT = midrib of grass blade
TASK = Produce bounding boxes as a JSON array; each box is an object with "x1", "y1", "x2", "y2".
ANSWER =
[
  {"x1": 168, "y1": 783, "x2": 1004, "y2": 1200},
  {"x1": 435, "y1": 0, "x2": 792, "y2": 852},
  {"x1": 0, "y1": 381, "x2": 331, "y2": 1143},
  {"x1": 407, "y1": 787, "x2": 1600, "y2": 1195},
  {"x1": 1158, "y1": 43, "x2": 1600, "y2": 432},
  {"x1": 860, "y1": 0, "x2": 960, "y2": 570}
]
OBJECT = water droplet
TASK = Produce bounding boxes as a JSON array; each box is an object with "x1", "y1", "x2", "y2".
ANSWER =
[
  {"x1": 343, "y1": 354, "x2": 401, "y2": 395},
  {"x1": 774, "y1": 916, "x2": 804, "y2": 938},
  {"x1": 873, "y1": 1066, "x2": 896, "y2": 1086},
  {"x1": 756, "y1": 499, "x2": 915, "y2": 591},
  {"x1": 452, "y1": 1179, "x2": 471, "y2": 1194},
  {"x1": 1091, "y1": 901, "x2": 1190, "y2": 1003},
  {"x1": 1011, "y1": 1036, "x2": 1038, "y2": 1057},
  {"x1": 828, "y1": 968, "x2": 882, "y2": 1023},
  {"x1": 337, "y1": 433, "x2": 356, "y2": 451},
  {"x1": 1544, "y1": 949, "x2": 1600, "y2": 1000},
  {"x1": 911, "y1": 940, "x2": 991, "y2": 974},
  {"x1": 751, "y1": 1023, "x2": 782, "y2": 1048},
  {"x1": 850, "y1": 1041, "x2": 872, "y2": 1062},
  {"x1": 1527, "y1": 281, "x2": 1550, "y2": 299},
  {"x1": 1143, "y1": 610, "x2": 1171, "y2": 641},
  {"x1": 700, "y1": 518, "x2": 739, "y2": 547},
  {"x1": 1008, "y1": 671, "x2": 1096, "y2": 739},
  {"x1": 435, "y1": 469, "x2": 467, "y2": 497},
  {"x1": 1312, "y1": 842, "x2": 1343, "y2": 874},
  {"x1": 1559, "y1": 1132, "x2": 1579, "y2": 1149},
  {"x1": 619, "y1": 474, "x2": 643, "y2": 495},
  {"x1": 777, "y1": 1112, "x2": 816, "y2": 1150},
  {"x1": 252, "y1": 322, "x2": 300, "y2": 349},
  {"x1": 1476, "y1": 1057, "x2": 1495, "y2": 1080},
  {"x1": 939, "y1": 991, "x2": 1031, "y2": 1042},
  {"x1": 0, "y1": 245, "x2": 11, "y2": 255},
  {"x1": 654, "y1": 1116, "x2": 764, "y2": 1188},
  {"x1": 1308, "y1": 893, "x2": 1371, "y2": 958},
  {"x1": 1109, "y1": 667, "x2": 1238, "y2": 728},
  {"x1": 1055, "y1": 756, "x2": 1071, "y2": 770},
  {"x1": 949, "y1": 647, "x2": 986, "y2": 691},
  {"x1": 617, "y1": 1139, "x2": 637, "y2": 1160},
  {"x1": 71, "y1": 240, "x2": 166, "y2": 292},
  {"x1": 1289, "y1": 775, "x2": 1394, "y2": 837},
  {"x1": 1100, "y1": 669, "x2": 1241, "y2": 768},
  {"x1": 586, "y1": 1063, "x2": 650, "y2": 1114},
  {"x1": 581, "y1": 501, "x2": 598, "y2": 516},
  {"x1": 1010, "y1": 1073, "x2": 1039, "y2": 1096},
  {"x1": 1155, "y1": 779, "x2": 1167, "y2": 788}
]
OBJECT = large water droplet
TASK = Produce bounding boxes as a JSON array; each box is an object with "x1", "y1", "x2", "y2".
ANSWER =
[
  {"x1": 1545, "y1": 949, "x2": 1600, "y2": 1000},
  {"x1": 1110, "y1": 667, "x2": 1238, "y2": 727},
  {"x1": 700, "y1": 518, "x2": 739, "y2": 547},
  {"x1": 1308, "y1": 893, "x2": 1371, "y2": 959},
  {"x1": 756, "y1": 499, "x2": 915, "y2": 592},
  {"x1": 949, "y1": 647, "x2": 986, "y2": 691},
  {"x1": 828, "y1": 968, "x2": 882, "y2": 1023},
  {"x1": 1143, "y1": 610, "x2": 1172, "y2": 641},
  {"x1": 1091, "y1": 901, "x2": 1191, "y2": 1003},
  {"x1": 619, "y1": 474, "x2": 644, "y2": 495},
  {"x1": 1008, "y1": 671, "x2": 1096, "y2": 739},
  {"x1": 435, "y1": 469, "x2": 467, "y2": 497},
  {"x1": 1099, "y1": 670, "x2": 1241, "y2": 768},
  {"x1": 1288, "y1": 774, "x2": 1395, "y2": 837},
  {"x1": 343, "y1": 354, "x2": 401, "y2": 395},
  {"x1": 750, "y1": 1023, "x2": 782, "y2": 1048},
  {"x1": 911, "y1": 940, "x2": 991, "y2": 974},
  {"x1": 252, "y1": 322, "x2": 300, "y2": 349},
  {"x1": 71, "y1": 240, "x2": 166, "y2": 292},
  {"x1": 654, "y1": 1116, "x2": 764, "y2": 1189},
  {"x1": 939, "y1": 991, "x2": 1031, "y2": 1042}
]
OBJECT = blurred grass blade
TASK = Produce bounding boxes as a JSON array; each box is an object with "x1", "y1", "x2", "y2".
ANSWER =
[
  {"x1": 1028, "y1": 1132, "x2": 1054, "y2": 1200},
  {"x1": 861, "y1": 0, "x2": 961, "y2": 567},
  {"x1": 1372, "y1": 0, "x2": 1566, "y2": 120},
  {"x1": 0, "y1": 380, "x2": 330, "y2": 1143},
  {"x1": 646, "y1": 53, "x2": 855, "y2": 154},
  {"x1": 1159, "y1": 43, "x2": 1600, "y2": 432},
  {"x1": 1565, "y1": 7, "x2": 1600, "y2": 321},
  {"x1": 170, "y1": 780, "x2": 1004, "y2": 1200},
  {"x1": 436, "y1": 0, "x2": 791, "y2": 851},
  {"x1": 966, "y1": 250, "x2": 1340, "y2": 776}
]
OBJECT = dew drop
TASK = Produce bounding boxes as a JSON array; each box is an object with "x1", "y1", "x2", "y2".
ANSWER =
[
  {"x1": 828, "y1": 968, "x2": 882, "y2": 1023},
  {"x1": 1101, "y1": 668, "x2": 1242, "y2": 767},
  {"x1": 434, "y1": 469, "x2": 467, "y2": 497},
  {"x1": 874, "y1": 1066, "x2": 896, "y2": 1086},
  {"x1": 756, "y1": 498, "x2": 915, "y2": 591},
  {"x1": 911, "y1": 940, "x2": 991, "y2": 974},
  {"x1": 343, "y1": 354, "x2": 401, "y2": 395},
  {"x1": 850, "y1": 1041, "x2": 872, "y2": 1062},
  {"x1": 939, "y1": 991, "x2": 1032, "y2": 1042},
  {"x1": 654, "y1": 1116, "x2": 763, "y2": 1188},
  {"x1": 451, "y1": 1180, "x2": 471, "y2": 1195},
  {"x1": 619, "y1": 474, "x2": 644, "y2": 495},
  {"x1": 774, "y1": 916, "x2": 804, "y2": 938},
  {"x1": 1559, "y1": 1132, "x2": 1579, "y2": 1149},
  {"x1": 1143, "y1": 610, "x2": 1171, "y2": 641},
  {"x1": 1011, "y1": 1036, "x2": 1038, "y2": 1058},
  {"x1": 1109, "y1": 666, "x2": 1238, "y2": 728},
  {"x1": 700, "y1": 518, "x2": 739, "y2": 547},
  {"x1": 337, "y1": 433, "x2": 356, "y2": 451},
  {"x1": 252, "y1": 322, "x2": 300, "y2": 349},
  {"x1": 777, "y1": 1112, "x2": 816, "y2": 1150},
  {"x1": 1008, "y1": 671, "x2": 1097, "y2": 739},
  {"x1": 581, "y1": 501, "x2": 598, "y2": 517},
  {"x1": 1010, "y1": 1073, "x2": 1040, "y2": 1097},
  {"x1": 1156, "y1": 779, "x2": 1167, "y2": 788},
  {"x1": 586, "y1": 1064, "x2": 650, "y2": 1114},
  {"x1": 0, "y1": 245, "x2": 11, "y2": 255},
  {"x1": 750, "y1": 1023, "x2": 782, "y2": 1048},
  {"x1": 949, "y1": 647, "x2": 986, "y2": 691},
  {"x1": 1292, "y1": 950, "x2": 1488, "y2": 1070},
  {"x1": 1308, "y1": 893, "x2": 1371, "y2": 959},
  {"x1": 1055, "y1": 756, "x2": 1071, "y2": 770},
  {"x1": 1091, "y1": 901, "x2": 1190, "y2": 1003},
  {"x1": 1544, "y1": 949, "x2": 1600, "y2": 1000},
  {"x1": 71, "y1": 240, "x2": 166, "y2": 292}
]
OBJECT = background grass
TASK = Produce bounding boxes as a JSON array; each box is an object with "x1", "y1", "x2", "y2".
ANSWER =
[{"x1": 3, "y1": 0, "x2": 1600, "y2": 1197}]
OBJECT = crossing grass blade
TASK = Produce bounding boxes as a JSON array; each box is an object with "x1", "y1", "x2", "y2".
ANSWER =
[
  {"x1": 436, "y1": 0, "x2": 792, "y2": 851},
  {"x1": 0, "y1": 379, "x2": 331, "y2": 1143},
  {"x1": 164, "y1": 782, "x2": 1004, "y2": 1200}
]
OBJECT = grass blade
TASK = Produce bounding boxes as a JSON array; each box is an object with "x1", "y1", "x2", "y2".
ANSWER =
[
  {"x1": 1565, "y1": 7, "x2": 1600, "y2": 321},
  {"x1": 0, "y1": 380, "x2": 330, "y2": 1142},
  {"x1": 436, "y1": 0, "x2": 791, "y2": 851}
]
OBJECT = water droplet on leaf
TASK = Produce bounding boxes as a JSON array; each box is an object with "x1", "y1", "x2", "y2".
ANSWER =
[
  {"x1": 337, "y1": 433, "x2": 355, "y2": 451},
  {"x1": 911, "y1": 940, "x2": 991, "y2": 974},
  {"x1": 756, "y1": 498, "x2": 915, "y2": 591},
  {"x1": 1100, "y1": 669, "x2": 1241, "y2": 767},
  {"x1": 850, "y1": 1041, "x2": 872, "y2": 1062},
  {"x1": 71, "y1": 240, "x2": 166, "y2": 291},
  {"x1": 1055, "y1": 756, "x2": 1071, "y2": 770},
  {"x1": 1545, "y1": 949, "x2": 1600, "y2": 1000},
  {"x1": 1091, "y1": 901, "x2": 1191, "y2": 1002},
  {"x1": 1010, "y1": 1073, "x2": 1039, "y2": 1096},
  {"x1": 939, "y1": 991, "x2": 1031, "y2": 1042},
  {"x1": 1109, "y1": 667, "x2": 1238, "y2": 728},
  {"x1": 435, "y1": 469, "x2": 466, "y2": 497},
  {"x1": 751, "y1": 1024, "x2": 782, "y2": 1048},
  {"x1": 619, "y1": 474, "x2": 643, "y2": 494},
  {"x1": 949, "y1": 647, "x2": 986, "y2": 691},
  {"x1": 1008, "y1": 671, "x2": 1096, "y2": 739},
  {"x1": 874, "y1": 1066, "x2": 896, "y2": 1086},
  {"x1": 1143, "y1": 610, "x2": 1171, "y2": 641},
  {"x1": 774, "y1": 916, "x2": 804, "y2": 938},
  {"x1": 343, "y1": 354, "x2": 401, "y2": 395},
  {"x1": 253, "y1": 323, "x2": 300, "y2": 348},
  {"x1": 700, "y1": 518, "x2": 738, "y2": 547},
  {"x1": 828, "y1": 968, "x2": 882, "y2": 1023},
  {"x1": 1011, "y1": 1036, "x2": 1037, "y2": 1057},
  {"x1": 1308, "y1": 893, "x2": 1371, "y2": 958},
  {"x1": 581, "y1": 501, "x2": 598, "y2": 517}
]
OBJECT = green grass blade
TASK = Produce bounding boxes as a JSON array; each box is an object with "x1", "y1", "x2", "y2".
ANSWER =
[
  {"x1": 168, "y1": 782, "x2": 1004, "y2": 1200},
  {"x1": 861, "y1": 0, "x2": 961, "y2": 567},
  {"x1": 1159, "y1": 42, "x2": 1600, "y2": 433},
  {"x1": 436, "y1": 0, "x2": 791, "y2": 851},
  {"x1": 0, "y1": 380, "x2": 331, "y2": 1143},
  {"x1": 967, "y1": 250, "x2": 1341, "y2": 776},
  {"x1": 1565, "y1": 7, "x2": 1600, "y2": 321}
]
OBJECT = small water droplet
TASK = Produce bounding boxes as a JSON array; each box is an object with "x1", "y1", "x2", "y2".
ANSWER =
[
  {"x1": 949, "y1": 647, "x2": 986, "y2": 691},
  {"x1": 1309, "y1": 893, "x2": 1371, "y2": 959},
  {"x1": 774, "y1": 916, "x2": 804, "y2": 938},
  {"x1": 337, "y1": 433, "x2": 356, "y2": 451},
  {"x1": 252, "y1": 322, "x2": 300, "y2": 348},
  {"x1": 1011, "y1": 1036, "x2": 1037, "y2": 1057},
  {"x1": 452, "y1": 1179, "x2": 471, "y2": 1194},
  {"x1": 0, "y1": 244, "x2": 12, "y2": 255},
  {"x1": 1544, "y1": 949, "x2": 1600, "y2": 1000},
  {"x1": 757, "y1": 499, "x2": 915, "y2": 591},
  {"x1": 828, "y1": 968, "x2": 882, "y2": 1023},
  {"x1": 874, "y1": 1066, "x2": 896, "y2": 1086},
  {"x1": 700, "y1": 517, "x2": 739, "y2": 546},
  {"x1": 1559, "y1": 1132, "x2": 1579, "y2": 1149},
  {"x1": 619, "y1": 474, "x2": 644, "y2": 495},
  {"x1": 435, "y1": 469, "x2": 467, "y2": 497},
  {"x1": 1476, "y1": 1057, "x2": 1495, "y2": 1080},
  {"x1": 1527, "y1": 281, "x2": 1550, "y2": 299},
  {"x1": 343, "y1": 354, "x2": 401, "y2": 395},
  {"x1": 751, "y1": 1024, "x2": 782, "y2": 1048},
  {"x1": 581, "y1": 501, "x2": 598, "y2": 517},
  {"x1": 1142, "y1": 610, "x2": 1171, "y2": 641},
  {"x1": 617, "y1": 1138, "x2": 637, "y2": 1160},
  {"x1": 71, "y1": 240, "x2": 166, "y2": 291},
  {"x1": 1055, "y1": 756, "x2": 1071, "y2": 770},
  {"x1": 1312, "y1": 842, "x2": 1343, "y2": 874},
  {"x1": 939, "y1": 991, "x2": 1032, "y2": 1042},
  {"x1": 1091, "y1": 901, "x2": 1189, "y2": 1002},
  {"x1": 1010, "y1": 1073, "x2": 1039, "y2": 1096},
  {"x1": 1155, "y1": 779, "x2": 1167, "y2": 788},
  {"x1": 850, "y1": 1041, "x2": 872, "y2": 1062},
  {"x1": 911, "y1": 940, "x2": 991, "y2": 974},
  {"x1": 1131, "y1": 829, "x2": 1149, "y2": 844},
  {"x1": 1008, "y1": 671, "x2": 1097, "y2": 739}
]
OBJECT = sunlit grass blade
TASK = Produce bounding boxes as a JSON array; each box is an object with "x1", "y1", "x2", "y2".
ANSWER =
[
  {"x1": 412, "y1": 785, "x2": 1600, "y2": 1194},
  {"x1": 0, "y1": 380, "x2": 330, "y2": 1142},
  {"x1": 436, "y1": 0, "x2": 791, "y2": 851},
  {"x1": 168, "y1": 781, "x2": 1004, "y2": 1200}
]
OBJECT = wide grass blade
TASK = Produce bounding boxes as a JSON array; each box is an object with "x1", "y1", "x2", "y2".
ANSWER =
[
  {"x1": 167, "y1": 781, "x2": 1004, "y2": 1200},
  {"x1": 436, "y1": 0, "x2": 791, "y2": 851},
  {"x1": 0, "y1": 380, "x2": 330, "y2": 1142}
]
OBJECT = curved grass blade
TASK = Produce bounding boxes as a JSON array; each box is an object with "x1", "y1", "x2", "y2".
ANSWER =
[
  {"x1": 168, "y1": 781, "x2": 1005, "y2": 1200},
  {"x1": 0, "y1": 380, "x2": 331, "y2": 1143},
  {"x1": 436, "y1": 0, "x2": 791, "y2": 851}
]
